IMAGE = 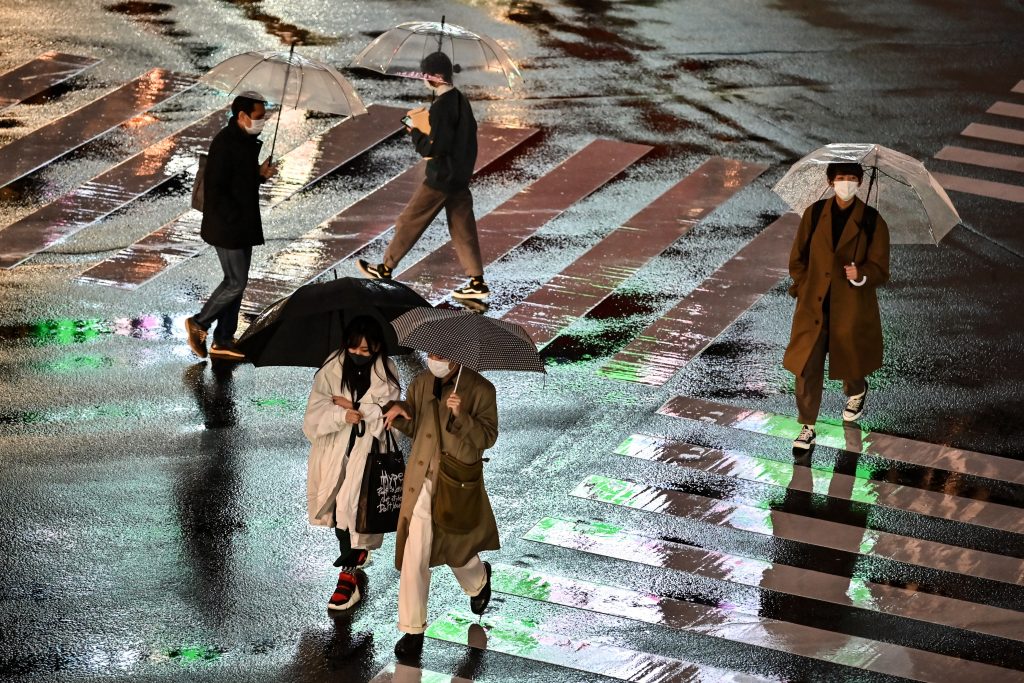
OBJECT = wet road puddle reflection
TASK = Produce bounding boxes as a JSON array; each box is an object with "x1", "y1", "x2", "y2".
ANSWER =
[
  {"x1": 369, "y1": 662, "x2": 476, "y2": 683},
  {"x1": 241, "y1": 124, "x2": 541, "y2": 313},
  {"x1": 0, "y1": 68, "x2": 195, "y2": 189},
  {"x1": 491, "y1": 563, "x2": 1023, "y2": 682},
  {"x1": 397, "y1": 139, "x2": 653, "y2": 303},
  {"x1": 0, "y1": 314, "x2": 179, "y2": 346},
  {"x1": 0, "y1": 51, "x2": 101, "y2": 113},
  {"x1": 426, "y1": 609, "x2": 775, "y2": 682},
  {"x1": 501, "y1": 157, "x2": 768, "y2": 348},
  {"x1": 617, "y1": 434, "x2": 1024, "y2": 536},
  {"x1": 658, "y1": 396, "x2": 1024, "y2": 487},
  {"x1": 600, "y1": 214, "x2": 796, "y2": 386},
  {"x1": 77, "y1": 104, "x2": 407, "y2": 289},
  {"x1": 526, "y1": 517, "x2": 1024, "y2": 643},
  {"x1": 1, "y1": 107, "x2": 230, "y2": 268},
  {"x1": 573, "y1": 473, "x2": 1024, "y2": 586}
]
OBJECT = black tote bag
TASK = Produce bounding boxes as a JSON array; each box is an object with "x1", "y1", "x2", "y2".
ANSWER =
[{"x1": 355, "y1": 429, "x2": 405, "y2": 534}]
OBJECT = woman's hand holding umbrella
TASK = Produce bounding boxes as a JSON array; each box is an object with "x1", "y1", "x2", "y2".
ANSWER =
[{"x1": 446, "y1": 392, "x2": 461, "y2": 417}]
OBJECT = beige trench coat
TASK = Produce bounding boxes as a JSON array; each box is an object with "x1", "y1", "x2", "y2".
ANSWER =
[
  {"x1": 783, "y1": 197, "x2": 890, "y2": 381},
  {"x1": 390, "y1": 367, "x2": 500, "y2": 570}
]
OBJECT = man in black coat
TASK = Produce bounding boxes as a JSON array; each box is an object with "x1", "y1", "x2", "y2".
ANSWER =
[
  {"x1": 185, "y1": 92, "x2": 276, "y2": 360},
  {"x1": 358, "y1": 52, "x2": 489, "y2": 301}
]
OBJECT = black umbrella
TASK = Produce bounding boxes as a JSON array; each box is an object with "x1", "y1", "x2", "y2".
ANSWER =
[
  {"x1": 237, "y1": 278, "x2": 429, "y2": 367},
  {"x1": 391, "y1": 307, "x2": 544, "y2": 390}
]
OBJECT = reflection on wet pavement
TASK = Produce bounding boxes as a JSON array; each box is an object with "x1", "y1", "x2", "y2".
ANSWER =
[
  {"x1": 573, "y1": 473, "x2": 1024, "y2": 585},
  {"x1": 77, "y1": 104, "x2": 406, "y2": 289},
  {"x1": 426, "y1": 609, "x2": 776, "y2": 683},
  {"x1": 368, "y1": 662, "x2": 476, "y2": 683},
  {"x1": 658, "y1": 395, "x2": 1024, "y2": 486},
  {"x1": 502, "y1": 157, "x2": 768, "y2": 348},
  {"x1": 492, "y1": 563, "x2": 1024, "y2": 682},
  {"x1": 0, "y1": 52, "x2": 101, "y2": 112},
  {"x1": 0, "y1": 68, "x2": 195, "y2": 189},
  {"x1": 601, "y1": 214, "x2": 797, "y2": 386},
  {"x1": 397, "y1": 139, "x2": 653, "y2": 302},
  {"x1": 617, "y1": 433, "x2": 1024, "y2": 536},
  {"x1": 240, "y1": 124, "x2": 541, "y2": 313},
  {"x1": 526, "y1": 517, "x2": 1024, "y2": 644},
  {"x1": 0, "y1": 107, "x2": 229, "y2": 268}
]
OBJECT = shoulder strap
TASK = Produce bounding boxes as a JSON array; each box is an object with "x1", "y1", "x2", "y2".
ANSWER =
[{"x1": 810, "y1": 199, "x2": 826, "y2": 235}]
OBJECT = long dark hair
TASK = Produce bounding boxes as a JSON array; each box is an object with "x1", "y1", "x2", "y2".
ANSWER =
[{"x1": 323, "y1": 316, "x2": 401, "y2": 394}]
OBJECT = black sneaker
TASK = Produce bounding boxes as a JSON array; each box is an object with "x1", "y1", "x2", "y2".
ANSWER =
[
  {"x1": 333, "y1": 548, "x2": 369, "y2": 569},
  {"x1": 394, "y1": 632, "x2": 424, "y2": 661},
  {"x1": 470, "y1": 561, "x2": 492, "y2": 615},
  {"x1": 357, "y1": 259, "x2": 392, "y2": 280},
  {"x1": 184, "y1": 317, "x2": 208, "y2": 359},
  {"x1": 452, "y1": 277, "x2": 490, "y2": 301},
  {"x1": 792, "y1": 424, "x2": 816, "y2": 451},
  {"x1": 209, "y1": 341, "x2": 246, "y2": 361},
  {"x1": 843, "y1": 389, "x2": 867, "y2": 422}
]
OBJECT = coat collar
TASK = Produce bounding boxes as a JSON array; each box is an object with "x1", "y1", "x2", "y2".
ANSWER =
[{"x1": 821, "y1": 196, "x2": 867, "y2": 253}]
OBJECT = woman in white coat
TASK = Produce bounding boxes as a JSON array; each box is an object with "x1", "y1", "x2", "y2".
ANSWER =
[{"x1": 303, "y1": 316, "x2": 401, "y2": 610}]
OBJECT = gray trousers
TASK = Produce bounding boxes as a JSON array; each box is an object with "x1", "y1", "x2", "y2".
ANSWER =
[
  {"x1": 195, "y1": 246, "x2": 251, "y2": 344},
  {"x1": 384, "y1": 182, "x2": 483, "y2": 277},
  {"x1": 796, "y1": 308, "x2": 866, "y2": 425}
]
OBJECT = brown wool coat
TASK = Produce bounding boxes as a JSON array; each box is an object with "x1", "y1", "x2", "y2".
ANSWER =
[
  {"x1": 783, "y1": 197, "x2": 890, "y2": 381},
  {"x1": 390, "y1": 367, "x2": 500, "y2": 570}
]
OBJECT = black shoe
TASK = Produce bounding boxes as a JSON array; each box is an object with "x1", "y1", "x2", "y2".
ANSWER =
[
  {"x1": 452, "y1": 277, "x2": 490, "y2": 301},
  {"x1": 470, "y1": 561, "x2": 492, "y2": 615},
  {"x1": 394, "y1": 633, "x2": 424, "y2": 661},
  {"x1": 184, "y1": 317, "x2": 208, "y2": 359},
  {"x1": 209, "y1": 341, "x2": 246, "y2": 361},
  {"x1": 357, "y1": 259, "x2": 392, "y2": 280},
  {"x1": 843, "y1": 389, "x2": 867, "y2": 422},
  {"x1": 792, "y1": 424, "x2": 816, "y2": 451}
]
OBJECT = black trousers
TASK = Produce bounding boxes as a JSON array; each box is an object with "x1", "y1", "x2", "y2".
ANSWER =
[{"x1": 195, "y1": 246, "x2": 252, "y2": 344}]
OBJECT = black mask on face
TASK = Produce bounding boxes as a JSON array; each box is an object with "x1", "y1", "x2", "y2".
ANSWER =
[{"x1": 348, "y1": 352, "x2": 374, "y2": 367}]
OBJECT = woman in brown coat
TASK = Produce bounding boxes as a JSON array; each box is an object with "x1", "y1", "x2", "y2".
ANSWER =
[
  {"x1": 784, "y1": 162, "x2": 890, "y2": 450},
  {"x1": 383, "y1": 354, "x2": 499, "y2": 660}
]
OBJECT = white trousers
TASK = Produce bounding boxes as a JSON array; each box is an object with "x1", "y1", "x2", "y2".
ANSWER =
[{"x1": 398, "y1": 478, "x2": 487, "y2": 634}]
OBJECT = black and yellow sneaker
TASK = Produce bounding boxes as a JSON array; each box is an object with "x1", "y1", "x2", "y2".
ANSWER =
[
  {"x1": 357, "y1": 259, "x2": 392, "y2": 280},
  {"x1": 209, "y1": 341, "x2": 246, "y2": 361},
  {"x1": 452, "y1": 276, "x2": 490, "y2": 301}
]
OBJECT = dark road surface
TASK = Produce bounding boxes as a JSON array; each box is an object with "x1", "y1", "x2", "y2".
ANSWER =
[{"x1": 1, "y1": 1, "x2": 1023, "y2": 682}]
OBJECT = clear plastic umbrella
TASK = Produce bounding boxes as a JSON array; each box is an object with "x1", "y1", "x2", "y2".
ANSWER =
[
  {"x1": 201, "y1": 46, "x2": 367, "y2": 156},
  {"x1": 772, "y1": 143, "x2": 961, "y2": 245},
  {"x1": 349, "y1": 18, "x2": 523, "y2": 89}
]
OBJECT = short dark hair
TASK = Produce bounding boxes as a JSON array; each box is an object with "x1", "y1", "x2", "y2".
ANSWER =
[
  {"x1": 420, "y1": 51, "x2": 454, "y2": 84},
  {"x1": 231, "y1": 94, "x2": 265, "y2": 118},
  {"x1": 826, "y1": 162, "x2": 864, "y2": 182}
]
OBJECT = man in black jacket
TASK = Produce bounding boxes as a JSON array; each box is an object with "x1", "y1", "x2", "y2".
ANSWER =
[
  {"x1": 185, "y1": 92, "x2": 275, "y2": 360},
  {"x1": 358, "y1": 52, "x2": 488, "y2": 301}
]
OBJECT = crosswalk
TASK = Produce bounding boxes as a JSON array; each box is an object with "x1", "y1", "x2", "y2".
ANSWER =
[
  {"x1": 1, "y1": 62, "x2": 1022, "y2": 683},
  {"x1": 0, "y1": 51, "x2": 100, "y2": 112}
]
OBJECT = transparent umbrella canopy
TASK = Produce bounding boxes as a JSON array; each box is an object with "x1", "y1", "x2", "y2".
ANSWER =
[
  {"x1": 772, "y1": 143, "x2": 961, "y2": 245},
  {"x1": 349, "y1": 19, "x2": 523, "y2": 89},
  {"x1": 201, "y1": 47, "x2": 367, "y2": 156}
]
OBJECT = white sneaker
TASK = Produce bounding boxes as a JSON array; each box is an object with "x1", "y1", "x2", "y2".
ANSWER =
[
  {"x1": 843, "y1": 389, "x2": 867, "y2": 422},
  {"x1": 792, "y1": 424, "x2": 816, "y2": 450}
]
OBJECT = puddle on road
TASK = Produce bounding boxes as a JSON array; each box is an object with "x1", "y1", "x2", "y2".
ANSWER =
[{"x1": 0, "y1": 315, "x2": 178, "y2": 346}]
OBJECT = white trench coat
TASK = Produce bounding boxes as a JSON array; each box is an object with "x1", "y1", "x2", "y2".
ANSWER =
[{"x1": 303, "y1": 353, "x2": 400, "y2": 549}]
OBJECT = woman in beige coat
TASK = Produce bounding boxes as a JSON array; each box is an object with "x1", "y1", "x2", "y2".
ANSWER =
[
  {"x1": 303, "y1": 317, "x2": 400, "y2": 610},
  {"x1": 384, "y1": 354, "x2": 499, "y2": 660},
  {"x1": 784, "y1": 162, "x2": 890, "y2": 450}
]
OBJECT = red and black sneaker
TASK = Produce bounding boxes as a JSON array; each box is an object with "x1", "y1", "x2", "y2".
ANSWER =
[
  {"x1": 333, "y1": 548, "x2": 370, "y2": 569},
  {"x1": 327, "y1": 571, "x2": 361, "y2": 611}
]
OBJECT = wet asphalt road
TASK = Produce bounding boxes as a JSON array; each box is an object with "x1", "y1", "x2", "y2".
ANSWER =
[{"x1": 1, "y1": 1, "x2": 1023, "y2": 682}]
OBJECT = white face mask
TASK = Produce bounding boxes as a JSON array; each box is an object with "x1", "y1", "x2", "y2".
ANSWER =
[
  {"x1": 426, "y1": 358, "x2": 453, "y2": 378},
  {"x1": 244, "y1": 115, "x2": 266, "y2": 136},
  {"x1": 833, "y1": 180, "x2": 859, "y2": 202}
]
